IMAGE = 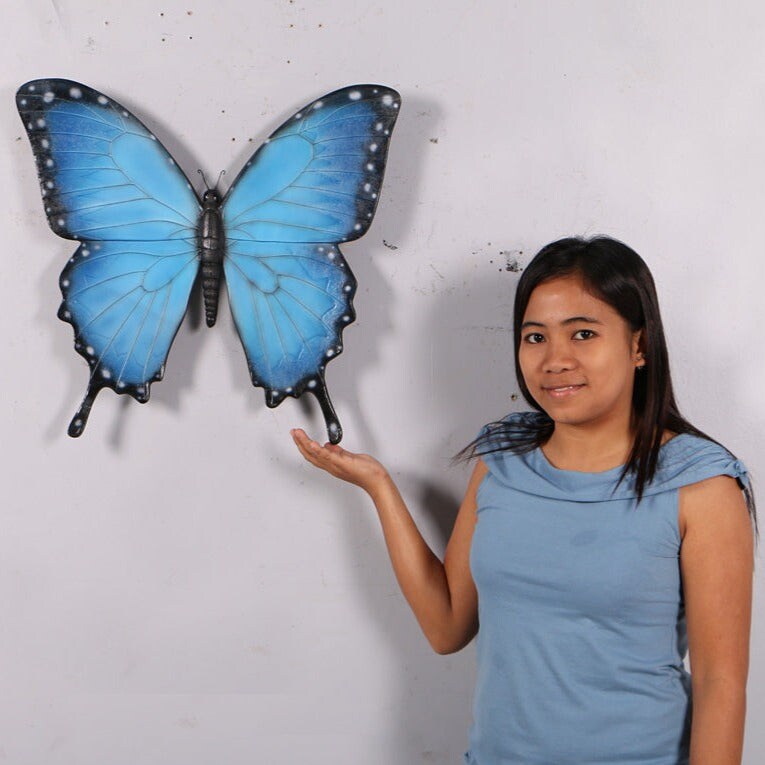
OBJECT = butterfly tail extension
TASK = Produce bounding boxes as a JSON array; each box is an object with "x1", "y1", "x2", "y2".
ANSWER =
[
  {"x1": 67, "y1": 379, "x2": 100, "y2": 437},
  {"x1": 311, "y1": 377, "x2": 342, "y2": 444}
]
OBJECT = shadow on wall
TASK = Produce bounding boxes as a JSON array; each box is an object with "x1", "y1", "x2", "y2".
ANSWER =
[{"x1": 376, "y1": 251, "x2": 526, "y2": 760}]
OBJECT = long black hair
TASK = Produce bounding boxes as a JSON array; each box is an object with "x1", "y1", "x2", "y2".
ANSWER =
[{"x1": 455, "y1": 235, "x2": 758, "y2": 546}]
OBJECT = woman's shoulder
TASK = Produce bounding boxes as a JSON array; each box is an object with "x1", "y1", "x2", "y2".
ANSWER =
[{"x1": 657, "y1": 430, "x2": 750, "y2": 492}]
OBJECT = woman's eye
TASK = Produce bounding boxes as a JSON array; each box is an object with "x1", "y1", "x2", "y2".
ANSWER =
[{"x1": 523, "y1": 330, "x2": 596, "y2": 343}]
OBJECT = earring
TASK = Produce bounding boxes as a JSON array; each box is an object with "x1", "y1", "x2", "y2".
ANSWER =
[{"x1": 636, "y1": 353, "x2": 645, "y2": 371}]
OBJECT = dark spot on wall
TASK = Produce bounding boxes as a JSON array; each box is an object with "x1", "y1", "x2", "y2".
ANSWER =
[
  {"x1": 510, "y1": 393, "x2": 518, "y2": 401},
  {"x1": 500, "y1": 249, "x2": 524, "y2": 272},
  {"x1": 382, "y1": 239, "x2": 398, "y2": 250},
  {"x1": 429, "y1": 137, "x2": 438, "y2": 143}
]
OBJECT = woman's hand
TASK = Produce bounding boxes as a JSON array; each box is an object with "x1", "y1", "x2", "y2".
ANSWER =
[{"x1": 290, "y1": 428, "x2": 390, "y2": 496}]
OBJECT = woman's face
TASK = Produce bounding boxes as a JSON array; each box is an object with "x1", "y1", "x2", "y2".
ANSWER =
[{"x1": 518, "y1": 274, "x2": 643, "y2": 429}]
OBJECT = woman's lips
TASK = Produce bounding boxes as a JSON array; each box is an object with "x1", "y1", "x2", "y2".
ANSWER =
[{"x1": 543, "y1": 384, "x2": 585, "y2": 398}]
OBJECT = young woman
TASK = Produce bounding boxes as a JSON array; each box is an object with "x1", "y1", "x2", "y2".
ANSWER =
[{"x1": 291, "y1": 236, "x2": 757, "y2": 765}]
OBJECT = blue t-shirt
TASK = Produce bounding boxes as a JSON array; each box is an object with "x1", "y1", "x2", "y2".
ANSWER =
[{"x1": 463, "y1": 411, "x2": 750, "y2": 765}]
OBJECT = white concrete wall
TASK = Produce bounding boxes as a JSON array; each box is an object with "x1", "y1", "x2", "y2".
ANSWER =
[{"x1": 2, "y1": 1, "x2": 763, "y2": 762}]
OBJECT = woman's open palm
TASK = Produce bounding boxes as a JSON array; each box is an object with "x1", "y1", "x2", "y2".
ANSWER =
[{"x1": 290, "y1": 428, "x2": 389, "y2": 495}]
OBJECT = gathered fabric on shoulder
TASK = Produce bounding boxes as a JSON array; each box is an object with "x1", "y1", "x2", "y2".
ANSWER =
[{"x1": 463, "y1": 411, "x2": 749, "y2": 765}]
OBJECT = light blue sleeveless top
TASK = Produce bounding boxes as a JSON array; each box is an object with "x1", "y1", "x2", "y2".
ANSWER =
[{"x1": 463, "y1": 411, "x2": 750, "y2": 765}]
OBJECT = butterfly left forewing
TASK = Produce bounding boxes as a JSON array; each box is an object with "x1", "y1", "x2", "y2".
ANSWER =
[{"x1": 16, "y1": 79, "x2": 200, "y2": 241}]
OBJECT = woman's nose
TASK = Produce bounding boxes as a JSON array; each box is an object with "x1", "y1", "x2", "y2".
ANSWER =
[{"x1": 542, "y1": 340, "x2": 577, "y2": 373}]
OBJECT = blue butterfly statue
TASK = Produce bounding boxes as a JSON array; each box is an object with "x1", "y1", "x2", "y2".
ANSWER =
[{"x1": 16, "y1": 79, "x2": 401, "y2": 442}]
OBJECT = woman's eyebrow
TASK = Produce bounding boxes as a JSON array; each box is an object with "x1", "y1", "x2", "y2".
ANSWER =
[{"x1": 521, "y1": 315, "x2": 603, "y2": 329}]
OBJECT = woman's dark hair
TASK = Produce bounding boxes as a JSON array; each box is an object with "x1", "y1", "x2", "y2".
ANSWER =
[{"x1": 455, "y1": 235, "x2": 758, "y2": 547}]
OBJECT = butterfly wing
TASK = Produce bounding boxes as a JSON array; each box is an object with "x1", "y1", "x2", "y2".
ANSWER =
[
  {"x1": 16, "y1": 79, "x2": 201, "y2": 435},
  {"x1": 222, "y1": 85, "x2": 401, "y2": 442}
]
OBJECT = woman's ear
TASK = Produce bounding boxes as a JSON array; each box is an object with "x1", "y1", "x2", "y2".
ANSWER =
[{"x1": 631, "y1": 328, "x2": 646, "y2": 362}]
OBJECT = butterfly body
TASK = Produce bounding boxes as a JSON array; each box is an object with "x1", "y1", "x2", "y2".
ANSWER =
[
  {"x1": 199, "y1": 189, "x2": 225, "y2": 327},
  {"x1": 16, "y1": 79, "x2": 401, "y2": 442}
]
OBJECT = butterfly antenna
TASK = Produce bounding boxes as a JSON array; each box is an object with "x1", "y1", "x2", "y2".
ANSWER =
[
  {"x1": 216, "y1": 169, "x2": 226, "y2": 191},
  {"x1": 197, "y1": 168, "x2": 210, "y2": 190}
]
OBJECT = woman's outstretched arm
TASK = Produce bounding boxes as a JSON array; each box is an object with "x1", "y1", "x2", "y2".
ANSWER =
[{"x1": 291, "y1": 428, "x2": 487, "y2": 654}]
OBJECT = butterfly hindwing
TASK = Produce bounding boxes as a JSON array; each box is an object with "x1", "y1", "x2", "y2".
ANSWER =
[
  {"x1": 223, "y1": 239, "x2": 356, "y2": 442},
  {"x1": 58, "y1": 239, "x2": 199, "y2": 435},
  {"x1": 16, "y1": 79, "x2": 202, "y2": 434},
  {"x1": 221, "y1": 85, "x2": 401, "y2": 441}
]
